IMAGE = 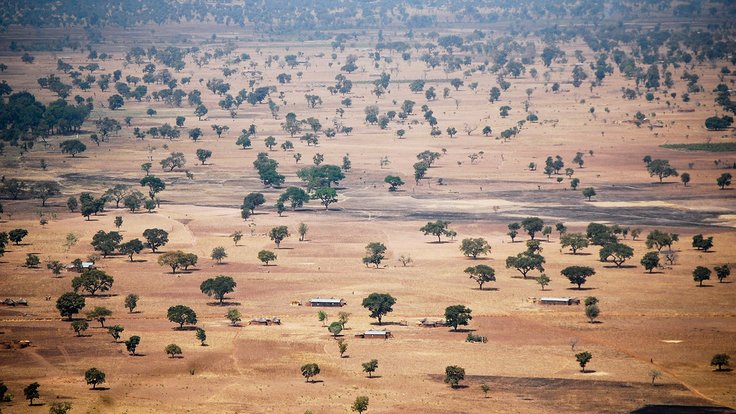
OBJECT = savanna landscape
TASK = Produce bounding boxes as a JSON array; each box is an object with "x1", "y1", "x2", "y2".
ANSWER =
[{"x1": 0, "y1": 1, "x2": 735, "y2": 413}]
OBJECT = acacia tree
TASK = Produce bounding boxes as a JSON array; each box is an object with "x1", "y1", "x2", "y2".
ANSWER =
[
  {"x1": 72, "y1": 270, "x2": 114, "y2": 296},
  {"x1": 561, "y1": 266, "x2": 596, "y2": 289},
  {"x1": 420, "y1": 220, "x2": 452, "y2": 242},
  {"x1": 460, "y1": 238, "x2": 490, "y2": 259},
  {"x1": 599, "y1": 243, "x2": 634, "y2": 267},
  {"x1": 464, "y1": 265, "x2": 496, "y2": 290},
  {"x1": 444, "y1": 366, "x2": 465, "y2": 388},
  {"x1": 124, "y1": 294, "x2": 139, "y2": 313},
  {"x1": 362, "y1": 359, "x2": 378, "y2": 378},
  {"x1": 143, "y1": 228, "x2": 169, "y2": 252},
  {"x1": 200, "y1": 275, "x2": 236, "y2": 304},
  {"x1": 692, "y1": 266, "x2": 711, "y2": 287},
  {"x1": 506, "y1": 252, "x2": 545, "y2": 278},
  {"x1": 361, "y1": 293, "x2": 396, "y2": 325},
  {"x1": 560, "y1": 233, "x2": 589, "y2": 254},
  {"x1": 576, "y1": 351, "x2": 593, "y2": 373},
  {"x1": 84, "y1": 368, "x2": 106, "y2": 389},
  {"x1": 167, "y1": 305, "x2": 197, "y2": 329},
  {"x1": 362, "y1": 242, "x2": 387, "y2": 268},
  {"x1": 521, "y1": 217, "x2": 544, "y2": 240},
  {"x1": 445, "y1": 305, "x2": 472, "y2": 331},
  {"x1": 647, "y1": 159, "x2": 678, "y2": 183},
  {"x1": 640, "y1": 252, "x2": 660, "y2": 273},
  {"x1": 269, "y1": 226, "x2": 290, "y2": 248},
  {"x1": 56, "y1": 292, "x2": 85, "y2": 320},
  {"x1": 300, "y1": 363, "x2": 321, "y2": 383}
]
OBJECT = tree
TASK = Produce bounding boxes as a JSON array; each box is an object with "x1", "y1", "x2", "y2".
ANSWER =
[
  {"x1": 420, "y1": 220, "x2": 452, "y2": 242},
  {"x1": 196, "y1": 149, "x2": 212, "y2": 165},
  {"x1": 361, "y1": 293, "x2": 396, "y2": 325},
  {"x1": 384, "y1": 175, "x2": 404, "y2": 192},
  {"x1": 84, "y1": 368, "x2": 106, "y2": 389},
  {"x1": 9, "y1": 228, "x2": 28, "y2": 245},
  {"x1": 258, "y1": 250, "x2": 277, "y2": 265},
  {"x1": 715, "y1": 264, "x2": 730, "y2": 283},
  {"x1": 90, "y1": 231, "x2": 122, "y2": 258},
  {"x1": 352, "y1": 396, "x2": 369, "y2": 413},
  {"x1": 362, "y1": 359, "x2": 378, "y2": 378},
  {"x1": 269, "y1": 226, "x2": 290, "y2": 248},
  {"x1": 72, "y1": 270, "x2": 114, "y2": 296},
  {"x1": 464, "y1": 265, "x2": 496, "y2": 290},
  {"x1": 124, "y1": 335, "x2": 140, "y2": 355},
  {"x1": 691, "y1": 234, "x2": 714, "y2": 252},
  {"x1": 645, "y1": 230, "x2": 677, "y2": 252},
  {"x1": 124, "y1": 294, "x2": 139, "y2": 313},
  {"x1": 536, "y1": 274, "x2": 551, "y2": 291},
  {"x1": 140, "y1": 176, "x2": 165, "y2": 200},
  {"x1": 337, "y1": 338, "x2": 348, "y2": 358},
  {"x1": 505, "y1": 252, "x2": 545, "y2": 278},
  {"x1": 24, "y1": 382, "x2": 40, "y2": 405},
  {"x1": 231, "y1": 231, "x2": 243, "y2": 246},
  {"x1": 507, "y1": 223, "x2": 520, "y2": 242},
  {"x1": 640, "y1": 252, "x2": 660, "y2": 273},
  {"x1": 647, "y1": 159, "x2": 678, "y2": 183},
  {"x1": 114, "y1": 216, "x2": 123, "y2": 229},
  {"x1": 445, "y1": 305, "x2": 473, "y2": 331},
  {"x1": 318, "y1": 310, "x2": 328, "y2": 326},
  {"x1": 31, "y1": 181, "x2": 61, "y2": 207},
  {"x1": 264, "y1": 136, "x2": 277, "y2": 150},
  {"x1": 560, "y1": 233, "x2": 589, "y2": 254},
  {"x1": 107, "y1": 325, "x2": 124, "y2": 342},
  {"x1": 49, "y1": 402, "x2": 73, "y2": 414},
  {"x1": 60, "y1": 139, "x2": 87, "y2": 157},
  {"x1": 243, "y1": 192, "x2": 266, "y2": 214},
  {"x1": 71, "y1": 320, "x2": 88, "y2": 336},
  {"x1": 87, "y1": 306, "x2": 112, "y2": 327},
  {"x1": 521, "y1": 217, "x2": 544, "y2": 240},
  {"x1": 444, "y1": 366, "x2": 465, "y2": 388},
  {"x1": 599, "y1": 243, "x2": 634, "y2": 267},
  {"x1": 279, "y1": 187, "x2": 310, "y2": 210},
  {"x1": 575, "y1": 351, "x2": 593, "y2": 372},
  {"x1": 298, "y1": 223, "x2": 309, "y2": 241},
  {"x1": 582, "y1": 187, "x2": 597, "y2": 201},
  {"x1": 681, "y1": 172, "x2": 690, "y2": 186},
  {"x1": 717, "y1": 173, "x2": 732, "y2": 190},
  {"x1": 362, "y1": 242, "x2": 387, "y2": 268},
  {"x1": 196, "y1": 328, "x2": 207, "y2": 345},
  {"x1": 160, "y1": 152, "x2": 186, "y2": 171},
  {"x1": 300, "y1": 363, "x2": 321, "y2": 382},
  {"x1": 459, "y1": 238, "x2": 490, "y2": 259},
  {"x1": 56, "y1": 292, "x2": 84, "y2": 321},
  {"x1": 226, "y1": 308, "x2": 242, "y2": 326},
  {"x1": 119, "y1": 239, "x2": 144, "y2": 261},
  {"x1": 200, "y1": 275, "x2": 236, "y2": 304},
  {"x1": 143, "y1": 228, "x2": 169, "y2": 252},
  {"x1": 328, "y1": 321, "x2": 343, "y2": 337},
  {"x1": 561, "y1": 266, "x2": 595, "y2": 289},
  {"x1": 25, "y1": 253, "x2": 40, "y2": 268},
  {"x1": 711, "y1": 354, "x2": 730, "y2": 371},
  {"x1": 693, "y1": 266, "x2": 711, "y2": 287},
  {"x1": 585, "y1": 304, "x2": 600, "y2": 323},
  {"x1": 165, "y1": 343, "x2": 183, "y2": 358},
  {"x1": 194, "y1": 104, "x2": 208, "y2": 120},
  {"x1": 571, "y1": 178, "x2": 580, "y2": 190},
  {"x1": 705, "y1": 116, "x2": 734, "y2": 130},
  {"x1": 47, "y1": 260, "x2": 64, "y2": 277},
  {"x1": 211, "y1": 246, "x2": 227, "y2": 263},
  {"x1": 167, "y1": 305, "x2": 197, "y2": 329}
]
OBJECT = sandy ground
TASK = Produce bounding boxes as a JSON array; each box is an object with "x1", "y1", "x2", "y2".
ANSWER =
[{"x1": 0, "y1": 22, "x2": 735, "y2": 413}]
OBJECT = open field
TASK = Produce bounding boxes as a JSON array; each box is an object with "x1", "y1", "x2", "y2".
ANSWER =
[{"x1": 0, "y1": 4, "x2": 735, "y2": 413}]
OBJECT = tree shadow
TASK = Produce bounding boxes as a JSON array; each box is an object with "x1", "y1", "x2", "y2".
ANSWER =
[
  {"x1": 306, "y1": 380, "x2": 324, "y2": 384},
  {"x1": 603, "y1": 264, "x2": 636, "y2": 269},
  {"x1": 172, "y1": 326, "x2": 199, "y2": 331},
  {"x1": 449, "y1": 328, "x2": 476, "y2": 333},
  {"x1": 369, "y1": 321, "x2": 404, "y2": 326},
  {"x1": 567, "y1": 252, "x2": 592, "y2": 256},
  {"x1": 276, "y1": 247, "x2": 294, "y2": 250},
  {"x1": 450, "y1": 384, "x2": 469, "y2": 389},
  {"x1": 713, "y1": 368, "x2": 733, "y2": 372},
  {"x1": 477, "y1": 287, "x2": 499, "y2": 291},
  {"x1": 130, "y1": 353, "x2": 146, "y2": 357},
  {"x1": 91, "y1": 387, "x2": 110, "y2": 391},
  {"x1": 206, "y1": 301, "x2": 241, "y2": 307},
  {"x1": 567, "y1": 287, "x2": 595, "y2": 291},
  {"x1": 367, "y1": 375, "x2": 383, "y2": 379},
  {"x1": 131, "y1": 259, "x2": 148, "y2": 263},
  {"x1": 696, "y1": 284, "x2": 714, "y2": 288}
]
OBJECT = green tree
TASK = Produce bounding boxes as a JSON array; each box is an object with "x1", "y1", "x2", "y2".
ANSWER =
[
  {"x1": 264, "y1": 136, "x2": 277, "y2": 150},
  {"x1": 582, "y1": 187, "x2": 597, "y2": 201},
  {"x1": 196, "y1": 328, "x2": 207, "y2": 345},
  {"x1": 196, "y1": 148, "x2": 212, "y2": 165},
  {"x1": 444, "y1": 366, "x2": 465, "y2": 388},
  {"x1": 521, "y1": 217, "x2": 544, "y2": 240},
  {"x1": 576, "y1": 351, "x2": 592, "y2": 372},
  {"x1": 242, "y1": 192, "x2": 266, "y2": 214},
  {"x1": 140, "y1": 176, "x2": 165, "y2": 200},
  {"x1": 711, "y1": 354, "x2": 730, "y2": 371},
  {"x1": 49, "y1": 401, "x2": 73, "y2": 414},
  {"x1": 647, "y1": 159, "x2": 678, "y2": 183},
  {"x1": 124, "y1": 294, "x2": 139, "y2": 313},
  {"x1": 459, "y1": 238, "x2": 490, "y2": 259},
  {"x1": 505, "y1": 252, "x2": 545, "y2": 278},
  {"x1": 640, "y1": 252, "x2": 660, "y2": 273},
  {"x1": 362, "y1": 359, "x2": 378, "y2": 378},
  {"x1": 60, "y1": 139, "x2": 87, "y2": 157},
  {"x1": 84, "y1": 368, "x2": 106, "y2": 389},
  {"x1": 681, "y1": 172, "x2": 690, "y2": 186},
  {"x1": 72, "y1": 270, "x2": 114, "y2": 296},
  {"x1": 599, "y1": 243, "x2": 634, "y2": 267},
  {"x1": 420, "y1": 220, "x2": 452, "y2": 242},
  {"x1": 269, "y1": 226, "x2": 290, "y2": 248},
  {"x1": 337, "y1": 338, "x2": 348, "y2": 358},
  {"x1": 507, "y1": 222, "x2": 520, "y2": 242},
  {"x1": 362, "y1": 242, "x2": 387, "y2": 268},
  {"x1": 200, "y1": 275, "x2": 237, "y2": 304},
  {"x1": 258, "y1": 250, "x2": 277, "y2": 265},
  {"x1": 143, "y1": 228, "x2": 169, "y2": 252},
  {"x1": 464, "y1": 265, "x2": 496, "y2": 290},
  {"x1": 361, "y1": 293, "x2": 396, "y2": 325},
  {"x1": 108, "y1": 325, "x2": 124, "y2": 342},
  {"x1": 692, "y1": 266, "x2": 711, "y2": 287},
  {"x1": 119, "y1": 239, "x2": 144, "y2": 261},
  {"x1": 536, "y1": 274, "x2": 551, "y2": 291},
  {"x1": 645, "y1": 230, "x2": 677, "y2": 252},
  {"x1": 352, "y1": 396, "x2": 369, "y2": 413},
  {"x1": 715, "y1": 264, "x2": 730, "y2": 283},
  {"x1": 298, "y1": 223, "x2": 309, "y2": 241},
  {"x1": 23, "y1": 382, "x2": 40, "y2": 405},
  {"x1": 561, "y1": 266, "x2": 596, "y2": 289},
  {"x1": 87, "y1": 306, "x2": 112, "y2": 327},
  {"x1": 279, "y1": 187, "x2": 310, "y2": 210},
  {"x1": 25, "y1": 253, "x2": 40, "y2": 268},
  {"x1": 585, "y1": 304, "x2": 600, "y2": 323},
  {"x1": 445, "y1": 305, "x2": 472, "y2": 331},
  {"x1": 384, "y1": 175, "x2": 405, "y2": 192},
  {"x1": 300, "y1": 363, "x2": 321, "y2": 382},
  {"x1": 231, "y1": 231, "x2": 244, "y2": 246},
  {"x1": 328, "y1": 321, "x2": 343, "y2": 337},
  {"x1": 90, "y1": 230, "x2": 122, "y2": 257},
  {"x1": 717, "y1": 173, "x2": 732, "y2": 190},
  {"x1": 167, "y1": 305, "x2": 198, "y2": 329},
  {"x1": 560, "y1": 233, "x2": 589, "y2": 254},
  {"x1": 211, "y1": 246, "x2": 227, "y2": 263},
  {"x1": 125, "y1": 335, "x2": 140, "y2": 355},
  {"x1": 165, "y1": 343, "x2": 183, "y2": 358},
  {"x1": 226, "y1": 308, "x2": 242, "y2": 325},
  {"x1": 71, "y1": 320, "x2": 88, "y2": 336},
  {"x1": 313, "y1": 187, "x2": 338, "y2": 209},
  {"x1": 47, "y1": 260, "x2": 64, "y2": 276}
]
